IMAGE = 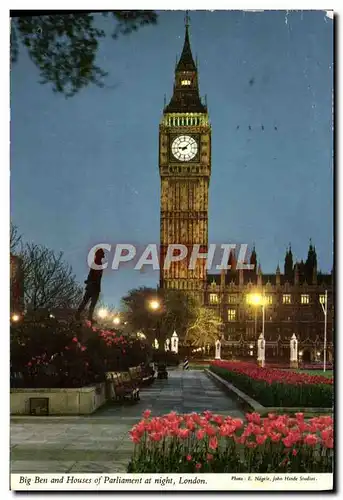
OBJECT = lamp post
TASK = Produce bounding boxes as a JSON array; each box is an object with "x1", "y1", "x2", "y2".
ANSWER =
[
  {"x1": 148, "y1": 298, "x2": 168, "y2": 379},
  {"x1": 248, "y1": 292, "x2": 266, "y2": 366},
  {"x1": 320, "y1": 290, "x2": 328, "y2": 372}
]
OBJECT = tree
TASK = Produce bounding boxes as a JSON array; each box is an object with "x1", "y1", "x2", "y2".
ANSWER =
[
  {"x1": 10, "y1": 222, "x2": 22, "y2": 253},
  {"x1": 121, "y1": 287, "x2": 196, "y2": 347},
  {"x1": 20, "y1": 243, "x2": 83, "y2": 311},
  {"x1": 11, "y1": 11, "x2": 158, "y2": 97},
  {"x1": 185, "y1": 306, "x2": 222, "y2": 349}
]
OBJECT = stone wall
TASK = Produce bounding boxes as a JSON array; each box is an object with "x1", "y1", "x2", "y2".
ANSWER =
[{"x1": 10, "y1": 383, "x2": 107, "y2": 415}]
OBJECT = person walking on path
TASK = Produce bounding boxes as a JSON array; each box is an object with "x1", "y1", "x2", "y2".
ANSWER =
[{"x1": 75, "y1": 248, "x2": 105, "y2": 324}]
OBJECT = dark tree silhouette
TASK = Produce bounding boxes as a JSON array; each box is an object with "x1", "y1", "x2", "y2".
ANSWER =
[
  {"x1": 121, "y1": 287, "x2": 197, "y2": 346},
  {"x1": 10, "y1": 222, "x2": 22, "y2": 253},
  {"x1": 20, "y1": 243, "x2": 83, "y2": 310},
  {"x1": 10, "y1": 11, "x2": 158, "y2": 97}
]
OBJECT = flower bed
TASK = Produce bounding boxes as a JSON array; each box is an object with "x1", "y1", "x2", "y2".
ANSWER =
[
  {"x1": 11, "y1": 319, "x2": 149, "y2": 388},
  {"x1": 210, "y1": 361, "x2": 333, "y2": 408},
  {"x1": 127, "y1": 410, "x2": 333, "y2": 473}
]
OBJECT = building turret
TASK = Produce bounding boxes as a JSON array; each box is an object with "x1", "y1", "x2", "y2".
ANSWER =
[
  {"x1": 305, "y1": 239, "x2": 317, "y2": 284},
  {"x1": 257, "y1": 262, "x2": 262, "y2": 286},
  {"x1": 294, "y1": 262, "x2": 299, "y2": 286},
  {"x1": 250, "y1": 245, "x2": 257, "y2": 273},
  {"x1": 276, "y1": 263, "x2": 281, "y2": 286}
]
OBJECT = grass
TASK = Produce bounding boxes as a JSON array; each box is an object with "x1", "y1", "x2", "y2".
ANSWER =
[{"x1": 293, "y1": 369, "x2": 333, "y2": 378}]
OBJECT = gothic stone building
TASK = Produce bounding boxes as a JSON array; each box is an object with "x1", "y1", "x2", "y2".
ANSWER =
[
  {"x1": 159, "y1": 20, "x2": 333, "y2": 363},
  {"x1": 206, "y1": 244, "x2": 333, "y2": 363}
]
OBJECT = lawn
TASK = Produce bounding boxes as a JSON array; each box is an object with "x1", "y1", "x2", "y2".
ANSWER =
[{"x1": 295, "y1": 369, "x2": 333, "y2": 379}]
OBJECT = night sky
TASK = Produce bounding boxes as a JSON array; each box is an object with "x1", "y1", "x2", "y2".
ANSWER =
[{"x1": 10, "y1": 10, "x2": 334, "y2": 307}]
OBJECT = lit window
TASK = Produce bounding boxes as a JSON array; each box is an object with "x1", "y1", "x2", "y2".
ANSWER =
[
  {"x1": 319, "y1": 294, "x2": 326, "y2": 304},
  {"x1": 283, "y1": 294, "x2": 291, "y2": 304},
  {"x1": 209, "y1": 293, "x2": 218, "y2": 305},
  {"x1": 265, "y1": 295, "x2": 273, "y2": 304},
  {"x1": 301, "y1": 294, "x2": 310, "y2": 304},
  {"x1": 228, "y1": 294, "x2": 236, "y2": 304},
  {"x1": 228, "y1": 309, "x2": 236, "y2": 321},
  {"x1": 181, "y1": 80, "x2": 191, "y2": 86}
]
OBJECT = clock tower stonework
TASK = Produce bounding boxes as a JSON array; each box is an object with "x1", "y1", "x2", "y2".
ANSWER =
[{"x1": 159, "y1": 19, "x2": 211, "y2": 303}]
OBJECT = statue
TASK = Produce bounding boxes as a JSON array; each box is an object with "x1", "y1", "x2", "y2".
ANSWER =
[{"x1": 75, "y1": 248, "x2": 104, "y2": 324}]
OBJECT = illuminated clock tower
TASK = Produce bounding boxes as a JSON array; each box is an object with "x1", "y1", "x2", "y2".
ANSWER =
[{"x1": 159, "y1": 16, "x2": 211, "y2": 303}]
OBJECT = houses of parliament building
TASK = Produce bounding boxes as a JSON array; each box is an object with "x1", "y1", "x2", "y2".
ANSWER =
[{"x1": 159, "y1": 17, "x2": 333, "y2": 363}]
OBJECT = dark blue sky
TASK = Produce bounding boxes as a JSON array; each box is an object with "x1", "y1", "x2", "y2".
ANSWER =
[{"x1": 10, "y1": 10, "x2": 333, "y2": 307}]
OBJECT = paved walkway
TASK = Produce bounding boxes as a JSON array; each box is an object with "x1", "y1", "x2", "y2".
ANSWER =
[{"x1": 10, "y1": 370, "x2": 244, "y2": 474}]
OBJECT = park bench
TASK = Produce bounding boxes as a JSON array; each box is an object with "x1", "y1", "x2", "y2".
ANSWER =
[
  {"x1": 105, "y1": 371, "x2": 139, "y2": 402},
  {"x1": 129, "y1": 365, "x2": 155, "y2": 386},
  {"x1": 117, "y1": 371, "x2": 140, "y2": 400}
]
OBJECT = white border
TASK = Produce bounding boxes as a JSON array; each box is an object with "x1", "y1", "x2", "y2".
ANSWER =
[{"x1": 5, "y1": 3, "x2": 338, "y2": 499}]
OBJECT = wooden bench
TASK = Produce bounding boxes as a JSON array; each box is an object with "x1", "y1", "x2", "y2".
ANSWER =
[
  {"x1": 129, "y1": 365, "x2": 155, "y2": 386},
  {"x1": 105, "y1": 371, "x2": 139, "y2": 402}
]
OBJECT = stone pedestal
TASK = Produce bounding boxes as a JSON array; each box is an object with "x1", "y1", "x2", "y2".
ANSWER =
[
  {"x1": 290, "y1": 333, "x2": 298, "y2": 370},
  {"x1": 257, "y1": 333, "x2": 265, "y2": 367},
  {"x1": 171, "y1": 331, "x2": 179, "y2": 354},
  {"x1": 215, "y1": 340, "x2": 221, "y2": 360}
]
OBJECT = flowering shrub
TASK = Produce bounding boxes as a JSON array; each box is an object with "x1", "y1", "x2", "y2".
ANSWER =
[
  {"x1": 10, "y1": 318, "x2": 149, "y2": 388},
  {"x1": 127, "y1": 410, "x2": 333, "y2": 473},
  {"x1": 210, "y1": 361, "x2": 333, "y2": 408}
]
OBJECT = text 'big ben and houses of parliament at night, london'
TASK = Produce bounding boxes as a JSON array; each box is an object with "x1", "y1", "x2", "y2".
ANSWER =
[{"x1": 159, "y1": 15, "x2": 333, "y2": 363}]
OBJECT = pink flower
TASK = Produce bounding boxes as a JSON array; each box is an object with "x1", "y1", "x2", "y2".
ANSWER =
[
  {"x1": 205, "y1": 425, "x2": 216, "y2": 437},
  {"x1": 207, "y1": 453, "x2": 214, "y2": 461},
  {"x1": 195, "y1": 463, "x2": 202, "y2": 470},
  {"x1": 186, "y1": 454, "x2": 192, "y2": 461},
  {"x1": 143, "y1": 409, "x2": 151, "y2": 419},
  {"x1": 178, "y1": 428, "x2": 190, "y2": 440},
  {"x1": 256, "y1": 434, "x2": 267, "y2": 445},
  {"x1": 81, "y1": 346, "x2": 87, "y2": 352},
  {"x1": 150, "y1": 432, "x2": 163, "y2": 442},
  {"x1": 72, "y1": 337, "x2": 78, "y2": 343},
  {"x1": 196, "y1": 429, "x2": 205, "y2": 440},
  {"x1": 209, "y1": 436, "x2": 218, "y2": 450},
  {"x1": 292, "y1": 449, "x2": 298, "y2": 456},
  {"x1": 303, "y1": 434, "x2": 318, "y2": 446}
]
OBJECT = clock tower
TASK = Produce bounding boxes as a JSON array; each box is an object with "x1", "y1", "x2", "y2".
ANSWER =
[{"x1": 159, "y1": 16, "x2": 211, "y2": 303}]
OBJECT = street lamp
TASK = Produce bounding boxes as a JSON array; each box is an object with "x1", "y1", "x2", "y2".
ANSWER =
[
  {"x1": 320, "y1": 290, "x2": 328, "y2": 372},
  {"x1": 98, "y1": 308, "x2": 108, "y2": 319},
  {"x1": 11, "y1": 313, "x2": 20, "y2": 323},
  {"x1": 248, "y1": 292, "x2": 266, "y2": 367},
  {"x1": 113, "y1": 316, "x2": 120, "y2": 325},
  {"x1": 248, "y1": 293, "x2": 266, "y2": 338},
  {"x1": 149, "y1": 300, "x2": 160, "y2": 311}
]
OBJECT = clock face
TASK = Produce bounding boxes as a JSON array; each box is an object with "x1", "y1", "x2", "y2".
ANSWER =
[{"x1": 171, "y1": 135, "x2": 198, "y2": 162}]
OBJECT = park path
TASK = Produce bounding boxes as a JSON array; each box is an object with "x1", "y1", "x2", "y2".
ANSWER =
[{"x1": 10, "y1": 369, "x2": 244, "y2": 474}]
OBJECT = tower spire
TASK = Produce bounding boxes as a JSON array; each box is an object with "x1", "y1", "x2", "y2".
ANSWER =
[
  {"x1": 164, "y1": 14, "x2": 206, "y2": 114},
  {"x1": 185, "y1": 10, "x2": 190, "y2": 28}
]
